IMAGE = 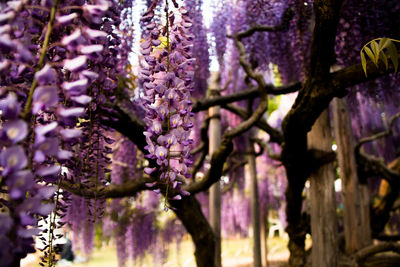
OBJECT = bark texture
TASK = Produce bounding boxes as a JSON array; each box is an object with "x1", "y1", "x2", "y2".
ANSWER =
[
  {"x1": 332, "y1": 97, "x2": 371, "y2": 253},
  {"x1": 248, "y1": 132, "x2": 262, "y2": 267},
  {"x1": 209, "y1": 93, "x2": 222, "y2": 267},
  {"x1": 308, "y1": 109, "x2": 338, "y2": 267},
  {"x1": 171, "y1": 196, "x2": 216, "y2": 267}
]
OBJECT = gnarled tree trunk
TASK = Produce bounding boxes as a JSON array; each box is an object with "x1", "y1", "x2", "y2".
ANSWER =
[{"x1": 171, "y1": 196, "x2": 216, "y2": 267}]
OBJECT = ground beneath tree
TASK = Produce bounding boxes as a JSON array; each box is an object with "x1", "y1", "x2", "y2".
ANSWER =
[{"x1": 23, "y1": 237, "x2": 290, "y2": 267}]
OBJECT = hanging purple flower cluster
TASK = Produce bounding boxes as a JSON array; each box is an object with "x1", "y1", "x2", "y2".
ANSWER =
[
  {"x1": 60, "y1": 0, "x2": 133, "y2": 259},
  {"x1": 139, "y1": 1, "x2": 195, "y2": 204},
  {"x1": 0, "y1": 0, "x2": 130, "y2": 265},
  {"x1": 185, "y1": 0, "x2": 210, "y2": 98},
  {"x1": 0, "y1": 0, "x2": 66, "y2": 265}
]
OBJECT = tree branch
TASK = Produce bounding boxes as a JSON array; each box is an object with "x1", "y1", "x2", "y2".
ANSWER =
[
  {"x1": 355, "y1": 242, "x2": 400, "y2": 264},
  {"x1": 60, "y1": 176, "x2": 153, "y2": 199},
  {"x1": 185, "y1": 96, "x2": 268, "y2": 194},
  {"x1": 224, "y1": 103, "x2": 283, "y2": 144},
  {"x1": 252, "y1": 137, "x2": 282, "y2": 161},
  {"x1": 329, "y1": 56, "x2": 400, "y2": 94},
  {"x1": 192, "y1": 82, "x2": 301, "y2": 113},
  {"x1": 234, "y1": 7, "x2": 294, "y2": 39},
  {"x1": 191, "y1": 118, "x2": 210, "y2": 179},
  {"x1": 356, "y1": 150, "x2": 400, "y2": 186},
  {"x1": 356, "y1": 112, "x2": 400, "y2": 149}
]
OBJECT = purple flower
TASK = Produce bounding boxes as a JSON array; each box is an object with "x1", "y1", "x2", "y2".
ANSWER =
[
  {"x1": 62, "y1": 79, "x2": 88, "y2": 96},
  {"x1": 34, "y1": 137, "x2": 59, "y2": 162},
  {"x1": 83, "y1": 27, "x2": 107, "y2": 40},
  {"x1": 82, "y1": 4, "x2": 109, "y2": 24},
  {"x1": 36, "y1": 164, "x2": 61, "y2": 180},
  {"x1": 78, "y1": 44, "x2": 103, "y2": 55},
  {"x1": 0, "y1": 34, "x2": 14, "y2": 53},
  {"x1": 170, "y1": 114, "x2": 182, "y2": 128},
  {"x1": 155, "y1": 146, "x2": 168, "y2": 161},
  {"x1": 57, "y1": 107, "x2": 85, "y2": 118},
  {"x1": 60, "y1": 128, "x2": 82, "y2": 140},
  {"x1": 151, "y1": 121, "x2": 162, "y2": 135},
  {"x1": 79, "y1": 70, "x2": 99, "y2": 82},
  {"x1": 71, "y1": 95, "x2": 92, "y2": 105},
  {"x1": 32, "y1": 86, "x2": 58, "y2": 114},
  {"x1": 17, "y1": 228, "x2": 41, "y2": 238},
  {"x1": 156, "y1": 103, "x2": 169, "y2": 120},
  {"x1": 61, "y1": 29, "x2": 83, "y2": 48},
  {"x1": 34, "y1": 64, "x2": 57, "y2": 85},
  {"x1": 2, "y1": 120, "x2": 28, "y2": 144},
  {"x1": 157, "y1": 134, "x2": 176, "y2": 148},
  {"x1": 166, "y1": 89, "x2": 177, "y2": 101},
  {"x1": 144, "y1": 167, "x2": 156, "y2": 175},
  {"x1": 56, "y1": 13, "x2": 78, "y2": 25},
  {"x1": 57, "y1": 149, "x2": 73, "y2": 161},
  {"x1": 0, "y1": 146, "x2": 27, "y2": 176},
  {"x1": 64, "y1": 55, "x2": 87, "y2": 72},
  {"x1": 6, "y1": 170, "x2": 34, "y2": 199},
  {"x1": 35, "y1": 121, "x2": 57, "y2": 144},
  {"x1": 0, "y1": 93, "x2": 21, "y2": 119},
  {"x1": 37, "y1": 185, "x2": 57, "y2": 199}
]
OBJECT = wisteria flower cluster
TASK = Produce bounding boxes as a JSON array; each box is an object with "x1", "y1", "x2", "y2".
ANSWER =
[
  {"x1": 139, "y1": 1, "x2": 195, "y2": 205},
  {"x1": 0, "y1": 0, "x2": 128, "y2": 265}
]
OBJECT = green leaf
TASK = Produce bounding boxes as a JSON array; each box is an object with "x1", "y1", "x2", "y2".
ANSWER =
[
  {"x1": 387, "y1": 42, "x2": 399, "y2": 73},
  {"x1": 379, "y1": 38, "x2": 391, "y2": 51},
  {"x1": 371, "y1": 41, "x2": 380, "y2": 64},
  {"x1": 364, "y1": 46, "x2": 377, "y2": 66},
  {"x1": 379, "y1": 51, "x2": 389, "y2": 70},
  {"x1": 361, "y1": 51, "x2": 367, "y2": 76}
]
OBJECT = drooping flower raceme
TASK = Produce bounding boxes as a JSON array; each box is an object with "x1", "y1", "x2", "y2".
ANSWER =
[
  {"x1": 0, "y1": 0, "x2": 127, "y2": 265},
  {"x1": 140, "y1": 1, "x2": 195, "y2": 206}
]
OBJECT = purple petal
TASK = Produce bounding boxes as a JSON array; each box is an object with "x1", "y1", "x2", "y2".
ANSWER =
[
  {"x1": 3, "y1": 119, "x2": 28, "y2": 144},
  {"x1": 35, "y1": 121, "x2": 57, "y2": 136},
  {"x1": 62, "y1": 79, "x2": 88, "y2": 96},
  {"x1": 36, "y1": 164, "x2": 61, "y2": 178},
  {"x1": 17, "y1": 228, "x2": 41, "y2": 238},
  {"x1": 35, "y1": 203, "x2": 55, "y2": 216},
  {"x1": 57, "y1": 149, "x2": 72, "y2": 160},
  {"x1": 71, "y1": 95, "x2": 92, "y2": 105},
  {"x1": 171, "y1": 195, "x2": 182, "y2": 200},
  {"x1": 145, "y1": 182, "x2": 157, "y2": 187},
  {"x1": 64, "y1": 55, "x2": 87, "y2": 72},
  {"x1": 61, "y1": 29, "x2": 83, "y2": 47},
  {"x1": 60, "y1": 128, "x2": 82, "y2": 139},
  {"x1": 79, "y1": 70, "x2": 99, "y2": 81},
  {"x1": 0, "y1": 12, "x2": 15, "y2": 25},
  {"x1": 83, "y1": 27, "x2": 107, "y2": 40},
  {"x1": 7, "y1": 170, "x2": 34, "y2": 199},
  {"x1": 57, "y1": 107, "x2": 85, "y2": 118},
  {"x1": 144, "y1": 167, "x2": 156, "y2": 175},
  {"x1": 56, "y1": 13, "x2": 78, "y2": 25},
  {"x1": 79, "y1": 44, "x2": 103, "y2": 54},
  {"x1": 38, "y1": 185, "x2": 57, "y2": 199},
  {"x1": 0, "y1": 146, "x2": 27, "y2": 176},
  {"x1": 0, "y1": 93, "x2": 21, "y2": 119},
  {"x1": 34, "y1": 64, "x2": 56, "y2": 85},
  {"x1": 32, "y1": 86, "x2": 58, "y2": 114}
]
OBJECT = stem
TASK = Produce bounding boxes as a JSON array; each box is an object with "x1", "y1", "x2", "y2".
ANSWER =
[
  {"x1": 47, "y1": 180, "x2": 62, "y2": 267},
  {"x1": 164, "y1": 0, "x2": 171, "y2": 211},
  {"x1": 23, "y1": 0, "x2": 60, "y2": 119},
  {"x1": 93, "y1": 132, "x2": 101, "y2": 221}
]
